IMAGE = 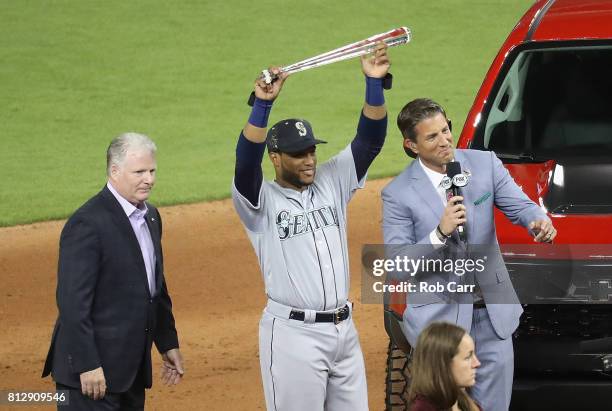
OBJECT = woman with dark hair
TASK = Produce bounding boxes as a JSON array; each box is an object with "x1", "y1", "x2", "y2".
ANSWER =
[{"x1": 409, "y1": 322, "x2": 482, "y2": 411}]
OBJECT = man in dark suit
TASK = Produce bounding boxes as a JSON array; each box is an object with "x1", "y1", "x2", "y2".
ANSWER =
[{"x1": 42, "y1": 132, "x2": 183, "y2": 410}]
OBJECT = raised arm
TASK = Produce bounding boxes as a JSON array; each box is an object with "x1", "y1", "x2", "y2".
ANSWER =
[
  {"x1": 361, "y1": 42, "x2": 390, "y2": 120},
  {"x1": 234, "y1": 68, "x2": 288, "y2": 205},
  {"x1": 352, "y1": 42, "x2": 390, "y2": 181}
]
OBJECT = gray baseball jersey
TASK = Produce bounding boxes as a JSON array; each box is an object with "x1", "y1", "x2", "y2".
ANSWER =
[{"x1": 232, "y1": 145, "x2": 364, "y2": 311}]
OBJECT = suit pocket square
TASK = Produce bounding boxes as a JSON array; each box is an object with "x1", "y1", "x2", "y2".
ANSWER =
[{"x1": 474, "y1": 192, "x2": 491, "y2": 206}]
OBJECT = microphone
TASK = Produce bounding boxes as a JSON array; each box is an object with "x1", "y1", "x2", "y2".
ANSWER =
[{"x1": 443, "y1": 161, "x2": 469, "y2": 242}]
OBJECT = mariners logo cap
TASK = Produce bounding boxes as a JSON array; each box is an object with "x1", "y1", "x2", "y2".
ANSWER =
[{"x1": 266, "y1": 119, "x2": 327, "y2": 154}]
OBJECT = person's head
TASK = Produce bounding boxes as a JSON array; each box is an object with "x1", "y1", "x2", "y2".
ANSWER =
[
  {"x1": 106, "y1": 132, "x2": 157, "y2": 206},
  {"x1": 409, "y1": 322, "x2": 480, "y2": 410},
  {"x1": 397, "y1": 98, "x2": 454, "y2": 173},
  {"x1": 266, "y1": 119, "x2": 327, "y2": 191}
]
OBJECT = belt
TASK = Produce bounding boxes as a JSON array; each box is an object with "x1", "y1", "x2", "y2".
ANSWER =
[
  {"x1": 473, "y1": 302, "x2": 486, "y2": 309},
  {"x1": 289, "y1": 304, "x2": 350, "y2": 324}
]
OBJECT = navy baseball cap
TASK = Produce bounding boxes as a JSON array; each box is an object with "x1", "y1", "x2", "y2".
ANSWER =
[{"x1": 266, "y1": 119, "x2": 327, "y2": 154}]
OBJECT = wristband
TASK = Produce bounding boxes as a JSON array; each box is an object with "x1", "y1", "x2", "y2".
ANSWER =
[
  {"x1": 248, "y1": 97, "x2": 273, "y2": 128},
  {"x1": 365, "y1": 76, "x2": 384, "y2": 106}
]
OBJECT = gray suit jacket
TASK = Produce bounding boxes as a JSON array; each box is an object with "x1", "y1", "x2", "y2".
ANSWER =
[{"x1": 382, "y1": 149, "x2": 547, "y2": 346}]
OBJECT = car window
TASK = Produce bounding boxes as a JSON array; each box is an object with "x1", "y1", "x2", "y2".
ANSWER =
[{"x1": 474, "y1": 45, "x2": 612, "y2": 160}]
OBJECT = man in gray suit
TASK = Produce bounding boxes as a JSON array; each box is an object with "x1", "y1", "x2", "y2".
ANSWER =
[{"x1": 382, "y1": 98, "x2": 557, "y2": 411}]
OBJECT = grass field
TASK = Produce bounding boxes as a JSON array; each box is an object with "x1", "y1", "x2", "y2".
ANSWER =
[{"x1": 0, "y1": 0, "x2": 534, "y2": 227}]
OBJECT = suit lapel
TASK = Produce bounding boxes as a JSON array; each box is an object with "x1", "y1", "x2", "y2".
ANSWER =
[
  {"x1": 454, "y1": 151, "x2": 477, "y2": 243},
  {"x1": 100, "y1": 186, "x2": 152, "y2": 298},
  {"x1": 408, "y1": 160, "x2": 444, "y2": 223},
  {"x1": 145, "y1": 210, "x2": 162, "y2": 295},
  {"x1": 409, "y1": 153, "x2": 477, "y2": 244}
]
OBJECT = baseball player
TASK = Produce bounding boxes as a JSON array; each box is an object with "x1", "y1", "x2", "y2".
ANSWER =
[{"x1": 231, "y1": 43, "x2": 390, "y2": 410}]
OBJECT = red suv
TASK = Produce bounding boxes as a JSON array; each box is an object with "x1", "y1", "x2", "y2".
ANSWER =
[{"x1": 384, "y1": 1, "x2": 612, "y2": 409}]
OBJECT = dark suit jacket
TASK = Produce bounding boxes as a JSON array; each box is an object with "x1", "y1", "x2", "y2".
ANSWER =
[{"x1": 42, "y1": 186, "x2": 179, "y2": 393}]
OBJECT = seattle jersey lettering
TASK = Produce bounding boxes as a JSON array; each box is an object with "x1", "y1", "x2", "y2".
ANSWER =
[{"x1": 276, "y1": 206, "x2": 339, "y2": 240}]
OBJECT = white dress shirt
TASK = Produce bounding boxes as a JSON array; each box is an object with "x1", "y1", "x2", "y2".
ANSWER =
[
  {"x1": 107, "y1": 182, "x2": 157, "y2": 295},
  {"x1": 418, "y1": 157, "x2": 448, "y2": 245}
]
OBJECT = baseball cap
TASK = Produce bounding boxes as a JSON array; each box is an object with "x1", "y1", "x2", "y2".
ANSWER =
[{"x1": 266, "y1": 119, "x2": 327, "y2": 154}]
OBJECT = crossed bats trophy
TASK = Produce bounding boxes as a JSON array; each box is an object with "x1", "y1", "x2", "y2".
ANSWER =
[{"x1": 248, "y1": 27, "x2": 411, "y2": 105}]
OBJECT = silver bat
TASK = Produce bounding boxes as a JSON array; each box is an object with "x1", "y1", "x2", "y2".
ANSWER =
[{"x1": 261, "y1": 26, "x2": 411, "y2": 84}]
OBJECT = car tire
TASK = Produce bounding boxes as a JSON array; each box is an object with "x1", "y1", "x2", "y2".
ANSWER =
[{"x1": 385, "y1": 339, "x2": 412, "y2": 411}]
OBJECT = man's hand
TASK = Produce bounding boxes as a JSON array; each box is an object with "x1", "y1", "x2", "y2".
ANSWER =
[
  {"x1": 361, "y1": 41, "x2": 390, "y2": 79},
  {"x1": 161, "y1": 348, "x2": 184, "y2": 386},
  {"x1": 254, "y1": 67, "x2": 289, "y2": 101},
  {"x1": 80, "y1": 367, "x2": 106, "y2": 400},
  {"x1": 529, "y1": 220, "x2": 557, "y2": 243},
  {"x1": 439, "y1": 196, "x2": 466, "y2": 237}
]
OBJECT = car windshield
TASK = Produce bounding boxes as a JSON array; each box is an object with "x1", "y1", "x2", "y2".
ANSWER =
[{"x1": 473, "y1": 45, "x2": 612, "y2": 161}]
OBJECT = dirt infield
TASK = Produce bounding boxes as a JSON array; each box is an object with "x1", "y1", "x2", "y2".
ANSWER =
[{"x1": 0, "y1": 179, "x2": 391, "y2": 410}]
